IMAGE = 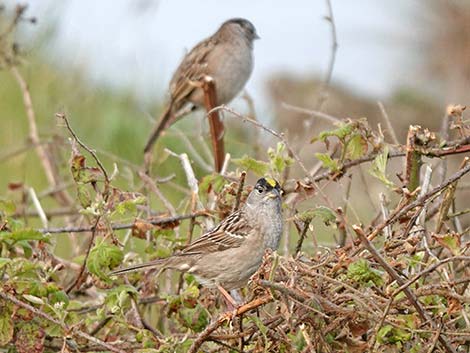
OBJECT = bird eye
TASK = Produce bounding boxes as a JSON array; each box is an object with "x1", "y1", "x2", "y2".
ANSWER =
[{"x1": 256, "y1": 186, "x2": 263, "y2": 193}]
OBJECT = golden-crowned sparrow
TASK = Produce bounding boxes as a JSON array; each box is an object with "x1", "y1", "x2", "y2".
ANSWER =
[
  {"x1": 144, "y1": 18, "x2": 259, "y2": 153},
  {"x1": 111, "y1": 178, "x2": 282, "y2": 302}
]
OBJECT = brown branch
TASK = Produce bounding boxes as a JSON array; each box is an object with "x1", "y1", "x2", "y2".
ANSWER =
[
  {"x1": 363, "y1": 161, "x2": 470, "y2": 242},
  {"x1": 202, "y1": 76, "x2": 225, "y2": 172},
  {"x1": 38, "y1": 212, "x2": 205, "y2": 234},
  {"x1": 0, "y1": 291, "x2": 126, "y2": 353},
  {"x1": 57, "y1": 112, "x2": 110, "y2": 190},
  {"x1": 65, "y1": 215, "x2": 102, "y2": 293},
  {"x1": 392, "y1": 256, "x2": 470, "y2": 298},
  {"x1": 232, "y1": 171, "x2": 247, "y2": 212},
  {"x1": 188, "y1": 294, "x2": 273, "y2": 353},
  {"x1": 294, "y1": 220, "x2": 311, "y2": 257},
  {"x1": 352, "y1": 225, "x2": 457, "y2": 353},
  {"x1": 404, "y1": 125, "x2": 422, "y2": 192},
  {"x1": 11, "y1": 67, "x2": 72, "y2": 206}
]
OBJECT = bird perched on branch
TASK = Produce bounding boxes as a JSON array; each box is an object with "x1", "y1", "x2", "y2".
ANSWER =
[
  {"x1": 144, "y1": 18, "x2": 259, "y2": 153},
  {"x1": 111, "y1": 177, "x2": 282, "y2": 306}
]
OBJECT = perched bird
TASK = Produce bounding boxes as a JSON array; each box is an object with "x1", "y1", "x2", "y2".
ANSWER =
[
  {"x1": 144, "y1": 18, "x2": 259, "y2": 153},
  {"x1": 111, "y1": 177, "x2": 282, "y2": 306}
]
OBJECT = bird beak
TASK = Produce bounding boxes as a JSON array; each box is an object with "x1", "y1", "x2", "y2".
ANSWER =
[
  {"x1": 254, "y1": 32, "x2": 260, "y2": 40},
  {"x1": 265, "y1": 188, "x2": 280, "y2": 199}
]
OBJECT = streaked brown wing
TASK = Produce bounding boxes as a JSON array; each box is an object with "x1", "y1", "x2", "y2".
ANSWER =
[
  {"x1": 169, "y1": 36, "x2": 218, "y2": 106},
  {"x1": 181, "y1": 210, "x2": 253, "y2": 255}
]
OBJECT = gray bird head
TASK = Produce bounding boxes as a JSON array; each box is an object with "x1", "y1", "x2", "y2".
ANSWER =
[
  {"x1": 218, "y1": 18, "x2": 260, "y2": 43},
  {"x1": 246, "y1": 177, "x2": 282, "y2": 208}
]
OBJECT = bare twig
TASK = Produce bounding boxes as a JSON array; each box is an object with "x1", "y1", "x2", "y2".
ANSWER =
[
  {"x1": 38, "y1": 212, "x2": 205, "y2": 234},
  {"x1": 282, "y1": 102, "x2": 342, "y2": 124},
  {"x1": 208, "y1": 105, "x2": 309, "y2": 176},
  {"x1": 352, "y1": 225, "x2": 457, "y2": 353},
  {"x1": 165, "y1": 149, "x2": 213, "y2": 230},
  {"x1": 139, "y1": 171, "x2": 177, "y2": 217},
  {"x1": 188, "y1": 295, "x2": 273, "y2": 353},
  {"x1": 57, "y1": 112, "x2": 110, "y2": 189},
  {"x1": 315, "y1": 0, "x2": 338, "y2": 111},
  {"x1": 378, "y1": 101, "x2": 399, "y2": 145}
]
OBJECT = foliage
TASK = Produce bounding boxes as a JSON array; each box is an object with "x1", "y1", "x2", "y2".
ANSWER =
[{"x1": 2, "y1": 5, "x2": 470, "y2": 353}]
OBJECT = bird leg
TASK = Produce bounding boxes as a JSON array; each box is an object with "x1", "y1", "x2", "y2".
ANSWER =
[{"x1": 216, "y1": 283, "x2": 238, "y2": 311}]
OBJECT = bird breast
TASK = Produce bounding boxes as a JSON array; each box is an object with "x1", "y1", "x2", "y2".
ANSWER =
[{"x1": 190, "y1": 39, "x2": 254, "y2": 106}]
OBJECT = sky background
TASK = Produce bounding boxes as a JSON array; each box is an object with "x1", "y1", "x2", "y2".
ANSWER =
[{"x1": 15, "y1": 0, "x2": 416, "y2": 111}]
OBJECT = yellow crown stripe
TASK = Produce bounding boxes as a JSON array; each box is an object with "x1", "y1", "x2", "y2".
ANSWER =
[{"x1": 265, "y1": 178, "x2": 277, "y2": 188}]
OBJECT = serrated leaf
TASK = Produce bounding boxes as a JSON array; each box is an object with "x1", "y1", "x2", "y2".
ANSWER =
[
  {"x1": 347, "y1": 259, "x2": 384, "y2": 286},
  {"x1": 314, "y1": 153, "x2": 340, "y2": 172},
  {"x1": 297, "y1": 206, "x2": 336, "y2": 226},
  {"x1": 311, "y1": 121, "x2": 355, "y2": 143},
  {"x1": 345, "y1": 134, "x2": 368, "y2": 159},
  {"x1": 87, "y1": 242, "x2": 123, "y2": 281},
  {"x1": 233, "y1": 155, "x2": 269, "y2": 176},
  {"x1": 369, "y1": 147, "x2": 395, "y2": 188}
]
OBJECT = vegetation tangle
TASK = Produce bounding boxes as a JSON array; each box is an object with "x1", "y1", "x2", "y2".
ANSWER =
[{"x1": 2, "y1": 3, "x2": 470, "y2": 353}]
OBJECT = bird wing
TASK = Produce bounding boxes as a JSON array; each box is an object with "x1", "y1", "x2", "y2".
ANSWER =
[
  {"x1": 180, "y1": 210, "x2": 254, "y2": 255},
  {"x1": 169, "y1": 36, "x2": 218, "y2": 106}
]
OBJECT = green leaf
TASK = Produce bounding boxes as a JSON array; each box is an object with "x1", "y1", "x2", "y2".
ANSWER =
[
  {"x1": 347, "y1": 259, "x2": 384, "y2": 286},
  {"x1": 22, "y1": 294, "x2": 44, "y2": 305},
  {"x1": 311, "y1": 121, "x2": 355, "y2": 143},
  {"x1": 248, "y1": 316, "x2": 269, "y2": 353},
  {"x1": 178, "y1": 304, "x2": 209, "y2": 332},
  {"x1": 0, "y1": 311, "x2": 13, "y2": 345},
  {"x1": 0, "y1": 199, "x2": 16, "y2": 216},
  {"x1": 314, "y1": 153, "x2": 340, "y2": 172},
  {"x1": 377, "y1": 324, "x2": 411, "y2": 344},
  {"x1": 267, "y1": 142, "x2": 294, "y2": 175},
  {"x1": 369, "y1": 147, "x2": 395, "y2": 188},
  {"x1": 49, "y1": 290, "x2": 70, "y2": 308},
  {"x1": 0, "y1": 229, "x2": 49, "y2": 243},
  {"x1": 112, "y1": 195, "x2": 146, "y2": 216},
  {"x1": 77, "y1": 184, "x2": 92, "y2": 208},
  {"x1": 233, "y1": 155, "x2": 269, "y2": 176},
  {"x1": 345, "y1": 134, "x2": 368, "y2": 160},
  {"x1": 199, "y1": 174, "x2": 226, "y2": 201},
  {"x1": 0, "y1": 258, "x2": 11, "y2": 270},
  {"x1": 433, "y1": 233, "x2": 461, "y2": 256},
  {"x1": 104, "y1": 285, "x2": 138, "y2": 314},
  {"x1": 297, "y1": 206, "x2": 336, "y2": 226},
  {"x1": 87, "y1": 242, "x2": 123, "y2": 281}
]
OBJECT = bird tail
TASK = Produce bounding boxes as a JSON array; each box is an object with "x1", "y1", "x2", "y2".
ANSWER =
[
  {"x1": 109, "y1": 259, "x2": 166, "y2": 276},
  {"x1": 143, "y1": 105, "x2": 173, "y2": 153}
]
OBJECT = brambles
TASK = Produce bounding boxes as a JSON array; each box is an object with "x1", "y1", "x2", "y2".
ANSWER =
[{"x1": 2, "y1": 4, "x2": 470, "y2": 353}]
